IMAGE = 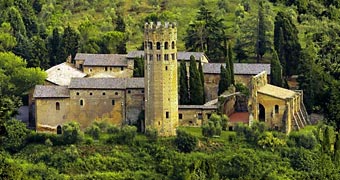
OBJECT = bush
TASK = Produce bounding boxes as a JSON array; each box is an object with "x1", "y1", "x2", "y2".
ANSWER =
[
  {"x1": 85, "y1": 124, "x2": 100, "y2": 140},
  {"x1": 2, "y1": 119, "x2": 30, "y2": 152},
  {"x1": 175, "y1": 129, "x2": 198, "y2": 153},
  {"x1": 287, "y1": 132, "x2": 317, "y2": 150},
  {"x1": 202, "y1": 113, "x2": 223, "y2": 137},
  {"x1": 106, "y1": 125, "x2": 137, "y2": 145},
  {"x1": 145, "y1": 128, "x2": 158, "y2": 142},
  {"x1": 107, "y1": 125, "x2": 120, "y2": 134},
  {"x1": 62, "y1": 122, "x2": 84, "y2": 144}
]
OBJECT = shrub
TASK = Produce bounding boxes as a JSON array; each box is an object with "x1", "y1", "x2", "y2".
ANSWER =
[
  {"x1": 62, "y1": 122, "x2": 84, "y2": 144},
  {"x1": 107, "y1": 125, "x2": 120, "y2": 134},
  {"x1": 2, "y1": 119, "x2": 30, "y2": 152},
  {"x1": 202, "y1": 113, "x2": 223, "y2": 137},
  {"x1": 85, "y1": 124, "x2": 100, "y2": 140},
  {"x1": 288, "y1": 132, "x2": 317, "y2": 150},
  {"x1": 145, "y1": 128, "x2": 158, "y2": 142},
  {"x1": 175, "y1": 129, "x2": 198, "y2": 153}
]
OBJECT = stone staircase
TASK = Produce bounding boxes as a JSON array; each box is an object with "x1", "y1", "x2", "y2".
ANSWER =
[{"x1": 292, "y1": 102, "x2": 310, "y2": 130}]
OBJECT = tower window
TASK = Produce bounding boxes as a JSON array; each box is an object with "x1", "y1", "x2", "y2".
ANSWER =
[
  {"x1": 171, "y1": 41, "x2": 175, "y2": 49},
  {"x1": 166, "y1": 112, "x2": 169, "y2": 118},
  {"x1": 164, "y1": 54, "x2": 169, "y2": 61},
  {"x1": 148, "y1": 42, "x2": 153, "y2": 50},
  {"x1": 112, "y1": 100, "x2": 115, "y2": 105},
  {"x1": 80, "y1": 99, "x2": 84, "y2": 106},
  {"x1": 157, "y1": 54, "x2": 161, "y2": 61},
  {"x1": 171, "y1": 53, "x2": 175, "y2": 60},
  {"x1": 179, "y1": 113, "x2": 183, "y2": 119},
  {"x1": 164, "y1": 42, "x2": 169, "y2": 49},
  {"x1": 56, "y1": 102, "x2": 60, "y2": 110},
  {"x1": 275, "y1": 105, "x2": 279, "y2": 113},
  {"x1": 149, "y1": 54, "x2": 153, "y2": 61},
  {"x1": 165, "y1": 66, "x2": 168, "y2": 70},
  {"x1": 156, "y1": 42, "x2": 161, "y2": 50}
]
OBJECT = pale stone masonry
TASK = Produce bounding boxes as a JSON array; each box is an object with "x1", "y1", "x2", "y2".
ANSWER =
[{"x1": 144, "y1": 22, "x2": 179, "y2": 136}]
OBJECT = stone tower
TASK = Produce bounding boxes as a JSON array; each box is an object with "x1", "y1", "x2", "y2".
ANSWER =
[{"x1": 144, "y1": 22, "x2": 178, "y2": 136}]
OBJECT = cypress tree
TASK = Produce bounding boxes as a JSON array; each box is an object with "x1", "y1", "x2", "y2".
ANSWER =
[
  {"x1": 179, "y1": 61, "x2": 189, "y2": 105},
  {"x1": 256, "y1": 1, "x2": 266, "y2": 62},
  {"x1": 274, "y1": 11, "x2": 301, "y2": 76},
  {"x1": 198, "y1": 58, "x2": 205, "y2": 103},
  {"x1": 48, "y1": 28, "x2": 62, "y2": 66},
  {"x1": 228, "y1": 41, "x2": 234, "y2": 84},
  {"x1": 115, "y1": 14, "x2": 127, "y2": 54},
  {"x1": 189, "y1": 55, "x2": 204, "y2": 104},
  {"x1": 133, "y1": 56, "x2": 144, "y2": 77},
  {"x1": 270, "y1": 50, "x2": 283, "y2": 87},
  {"x1": 61, "y1": 25, "x2": 80, "y2": 62},
  {"x1": 218, "y1": 65, "x2": 228, "y2": 95}
]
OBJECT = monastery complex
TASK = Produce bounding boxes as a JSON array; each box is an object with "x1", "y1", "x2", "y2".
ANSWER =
[{"x1": 31, "y1": 22, "x2": 309, "y2": 136}]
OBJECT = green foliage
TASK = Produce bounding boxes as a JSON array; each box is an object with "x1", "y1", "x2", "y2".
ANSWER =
[
  {"x1": 270, "y1": 50, "x2": 283, "y2": 87},
  {"x1": 61, "y1": 25, "x2": 79, "y2": 61},
  {"x1": 179, "y1": 60, "x2": 189, "y2": 105},
  {"x1": 107, "y1": 125, "x2": 137, "y2": 145},
  {"x1": 274, "y1": 11, "x2": 301, "y2": 76},
  {"x1": 133, "y1": 56, "x2": 144, "y2": 77},
  {"x1": 85, "y1": 124, "x2": 100, "y2": 140},
  {"x1": 175, "y1": 129, "x2": 198, "y2": 153},
  {"x1": 145, "y1": 127, "x2": 158, "y2": 142},
  {"x1": 62, "y1": 122, "x2": 84, "y2": 144},
  {"x1": 235, "y1": 82, "x2": 249, "y2": 96},
  {"x1": 288, "y1": 131, "x2": 317, "y2": 150},
  {"x1": 258, "y1": 131, "x2": 286, "y2": 151},
  {"x1": 189, "y1": 55, "x2": 204, "y2": 105},
  {"x1": 1, "y1": 119, "x2": 30, "y2": 152},
  {"x1": 202, "y1": 113, "x2": 225, "y2": 137},
  {"x1": 218, "y1": 65, "x2": 228, "y2": 95}
]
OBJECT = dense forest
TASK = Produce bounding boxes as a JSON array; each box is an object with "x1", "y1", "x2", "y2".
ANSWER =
[{"x1": 1, "y1": 0, "x2": 340, "y2": 179}]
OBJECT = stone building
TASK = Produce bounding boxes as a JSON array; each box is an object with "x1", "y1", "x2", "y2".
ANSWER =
[
  {"x1": 248, "y1": 71, "x2": 309, "y2": 133},
  {"x1": 203, "y1": 63, "x2": 270, "y2": 101},
  {"x1": 143, "y1": 22, "x2": 179, "y2": 136},
  {"x1": 32, "y1": 22, "x2": 308, "y2": 136},
  {"x1": 34, "y1": 78, "x2": 144, "y2": 132}
]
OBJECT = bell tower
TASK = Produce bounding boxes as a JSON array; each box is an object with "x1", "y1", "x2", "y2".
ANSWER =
[{"x1": 144, "y1": 22, "x2": 178, "y2": 136}]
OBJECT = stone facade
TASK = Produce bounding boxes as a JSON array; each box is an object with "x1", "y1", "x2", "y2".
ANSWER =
[
  {"x1": 248, "y1": 71, "x2": 309, "y2": 133},
  {"x1": 178, "y1": 105, "x2": 215, "y2": 126},
  {"x1": 144, "y1": 22, "x2": 179, "y2": 136}
]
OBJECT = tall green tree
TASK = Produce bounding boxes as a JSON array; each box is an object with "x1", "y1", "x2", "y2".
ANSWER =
[
  {"x1": 218, "y1": 65, "x2": 228, "y2": 95},
  {"x1": 0, "y1": 23, "x2": 17, "y2": 52},
  {"x1": 198, "y1": 59, "x2": 205, "y2": 103},
  {"x1": 115, "y1": 14, "x2": 127, "y2": 54},
  {"x1": 256, "y1": 1, "x2": 267, "y2": 61},
  {"x1": 179, "y1": 61, "x2": 189, "y2": 105},
  {"x1": 274, "y1": 11, "x2": 301, "y2": 76},
  {"x1": 30, "y1": 36, "x2": 49, "y2": 69},
  {"x1": 133, "y1": 56, "x2": 144, "y2": 77},
  {"x1": 227, "y1": 41, "x2": 234, "y2": 84},
  {"x1": 189, "y1": 55, "x2": 204, "y2": 105},
  {"x1": 6, "y1": 6, "x2": 26, "y2": 37},
  {"x1": 270, "y1": 50, "x2": 283, "y2": 87},
  {"x1": 61, "y1": 25, "x2": 80, "y2": 62},
  {"x1": 48, "y1": 28, "x2": 62, "y2": 66},
  {"x1": 184, "y1": 6, "x2": 226, "y2": 62}
]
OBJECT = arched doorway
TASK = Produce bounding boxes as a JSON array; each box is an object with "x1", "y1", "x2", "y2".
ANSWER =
[
  {"x1": 57, "y1": 125, "x2": 62, "y2": 134},
  {"x1": 259, "y1": 104, "x2": 265, "y2": 122}
]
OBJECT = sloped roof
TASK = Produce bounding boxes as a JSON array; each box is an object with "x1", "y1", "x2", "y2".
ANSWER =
[
  {"x1": 69, "y1": 78, "x2": 144, "y2": 89},
  {"x1": 203, "y1": 63, "x2": 271, "y2": 75},
  {"x1": 45, "y1": 62, "x2": 87, "y2": 86},
  {"x1": 75, "y1": 53, "x2": 128, "y2": 67},
  {"x1": 178, "y1": 105, "x2": 217, "y2": 110},
  {"x1": 258, "y1": 84, "x2": 296, "y2": 99},
  {"x1": 126, "y1": 51, "x2": 208, "y2": 62},
  {"x1": 34, "y1": 85, "x2": 70, "y2": 98}
]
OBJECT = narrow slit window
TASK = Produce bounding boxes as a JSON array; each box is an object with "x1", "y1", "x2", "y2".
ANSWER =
[
  {"x1": 275, "y1": 105, "x2": 279, "y2": 113},
  {"x1": 166, "y1": 111, "x2": 169, "y2": 118},
  {"x1": 112, "y1": 100, "x2": 115, "y2": 105},
  {"x1": 179, "y1": 113, "x2": 183, "y2": 119},
  {"x1": 80, "y1": 99, "x2": 84, "y2": 106},
  {"x1": 56, "y1": 102, "x2": 60, "y2": 110}
]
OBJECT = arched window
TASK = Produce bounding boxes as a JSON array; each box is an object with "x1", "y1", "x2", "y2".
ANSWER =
[
  {"x1": 171, "y1": 41, "x2": 175, "y2": 49},
  {"x1": 148, "y1": 42, "x2": 153, "y2": 50},
  {"x1": 164, "y1": 42, "x2": 169, "y2": 49},
  {"x1": 156, "y1": 42, "x2": 161, "y2": 50},
  {"x1": 57, "y1": 125, "x2": 62, "y2": 134},
  {"x1": 56, "y1": 102, "x2": 60, "y2": 110},
  {"x1": 275, "y1": 105, "x2": 279, "y2": 113}
]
